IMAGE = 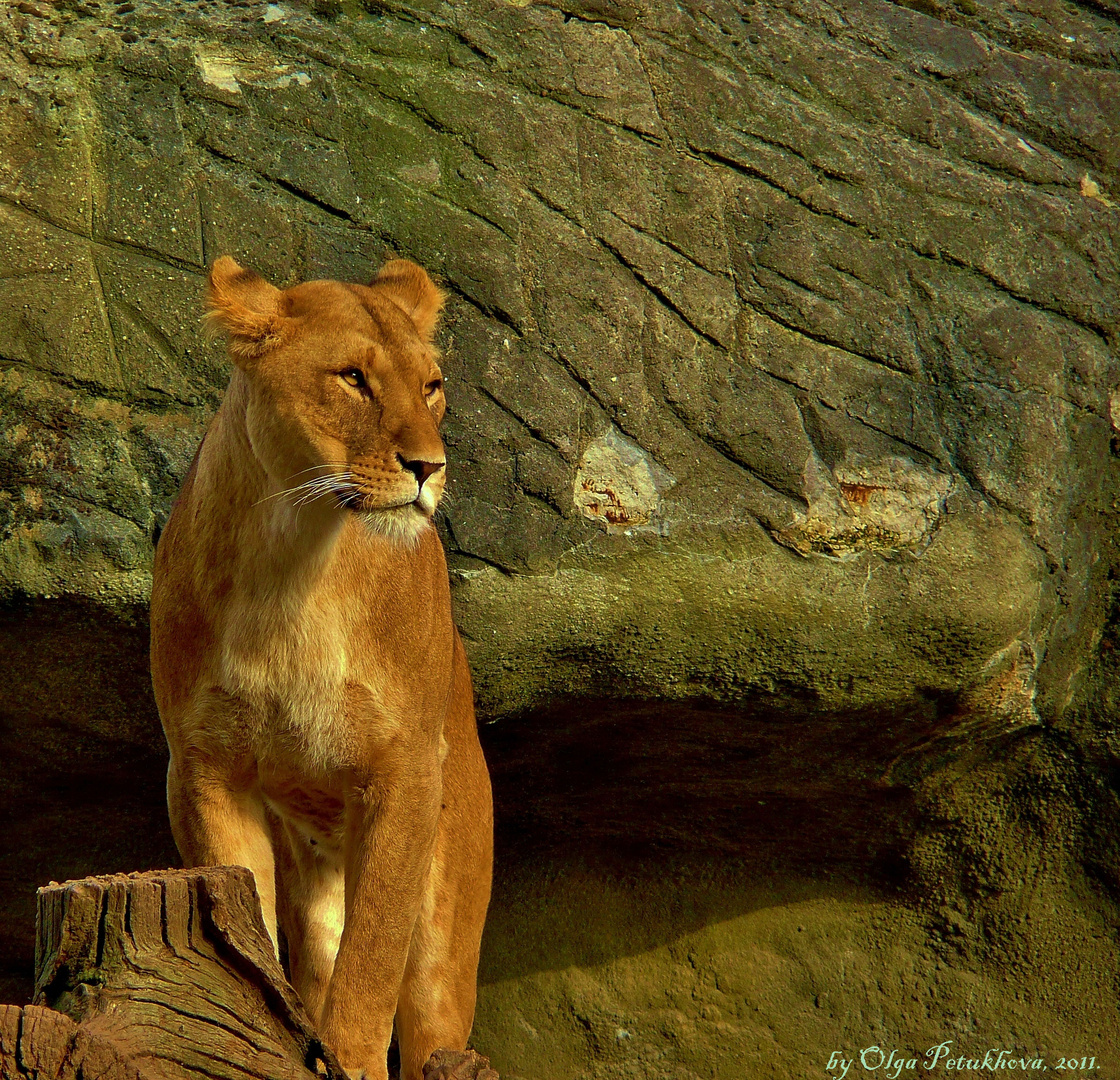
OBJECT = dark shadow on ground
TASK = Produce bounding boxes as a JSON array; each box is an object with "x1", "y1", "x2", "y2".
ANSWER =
[{"x1": 477, "y1": 694, "x2": 953, "y2": 983}]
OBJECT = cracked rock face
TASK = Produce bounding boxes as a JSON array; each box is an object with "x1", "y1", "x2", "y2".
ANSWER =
[
  {"x1": 3, "y1": 1, "x2": 1120, "y2": 1075},
  {"x1": 0, "y1": 2, "x2": 1118, "y2": 714}
]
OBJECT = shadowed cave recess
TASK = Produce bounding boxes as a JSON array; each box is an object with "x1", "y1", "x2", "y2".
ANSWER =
[
  {"x1": 2, "y1": 0, "x2": 1120, "y2": 1073},
  {"x1": 4, "y1": 594, "x2": 1120, "y2": 1076}
]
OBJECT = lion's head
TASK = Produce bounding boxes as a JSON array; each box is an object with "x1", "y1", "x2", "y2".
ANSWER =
[{"x1": 205, "y1": 256, "x2": 449, "y2": 545}]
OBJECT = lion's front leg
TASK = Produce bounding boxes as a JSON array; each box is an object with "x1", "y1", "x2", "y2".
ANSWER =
[
  {"x1": 318, "y1": 757, "x2": 442, "y2": 1080},
  {"x1": 167, "y1": 751, "x2": 278, "y2": 951},
  {"x1": 396, "y1": 659, "x2": 493, "y2": 1080},
  {"x1": 273, "y1": 819, "x2": 346, "y2": 1027}
]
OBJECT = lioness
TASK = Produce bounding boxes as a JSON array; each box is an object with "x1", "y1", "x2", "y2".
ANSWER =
[{"x1": 150, "y1": 256, "x2": 493, "y2": 1080}]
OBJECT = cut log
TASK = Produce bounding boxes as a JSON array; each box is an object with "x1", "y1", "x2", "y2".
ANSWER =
[
  {"x1": 0, "y1": 1003, "x2": 142, "y2": 1080},
  {"x1": 33, "y1": 867, "x2": 347, "y2": 1080}
]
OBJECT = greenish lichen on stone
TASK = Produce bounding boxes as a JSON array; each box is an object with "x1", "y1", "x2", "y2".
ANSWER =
[{"x1": 0, "y1": 0, "x2": 1116, "y2": 719}]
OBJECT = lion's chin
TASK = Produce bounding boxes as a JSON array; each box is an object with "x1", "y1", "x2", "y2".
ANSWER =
[{"x1": 356, "y1": 504, "x2": 431, "y2": 547}]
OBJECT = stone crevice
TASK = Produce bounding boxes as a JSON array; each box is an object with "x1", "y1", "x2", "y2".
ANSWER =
[
  {"x1": 0, "y1": 357, "x2": 211, "y2": 414},
  {"x1": 689, "y1": 145, "x2": 903, "y2": 260},
  {"x1": 441, "y1": 280, "x2": 523, "y2": 337},
  {"x1": 271, "y1": 173, "x2": 354, "y2": 223},
  {"x1": 0, "y1": 192, "x2": 206, "y2": 279},
  {"x1": 103, "y1": 294, "x2": 181, "y2": 373},
  {"x1": 627, "y1": 29, "x2": 672, "y2": 144},
  {"x1": 524, "y1": 87, "x2": 666, "y2": 151},
  {"x1": 30, "y1": 492, "x2": 153, "y2": 534},
  {"x1": 422, "y1": 186, "x2": 519, "y2": 247},
  {"x1": 0, "y1": 189, "x2": 78, "y2": 250},
  {"x1": 947, "y1": 86, "x2": 1117, "y2": 178},
  {"x1": 522, "y1": 181, "x2": 584, "y2": 233},
  {"x1": 738, "y1": 276, "x2": 914, "y2": 377},
  {"x1": 339, "y1": 77, "x2": 504, "y2": 174},
  {"x1": 939, "y1": 447, "x2": 1060, "y2": 571},
  {"x1": 658, "y1": 392, "x2": 812, "y2": 510},
  {"x1": 956, "y1": 376, "x2": 1103, "y2": 417},
  {"x1": 595, "y1": 233, "x2": 728, "y2": 354},
  {"x1": 845, "y1": 409, "x2": 946, "y2": 465},
  {"x1": 717, "y1": 147, "x2": 1110, "y2": 355},
  {"x1": 439, "y1": 515, "x2": 514, "y2": 578},
  {"x1": 543, "y1": 7, "x2": 633, "y2": 32},
  {"x1": 196, "y1": 140, "x2": 358, "y2": 226},
  {"x1": 1065, "y1": 0, "x2": 1120, "y2": 30},
  {"x1": 604, "y1": 208, "x2": 731, "y2": 285},
  {"x1": 476, "y1": 385, "x2": 573, "y2": 463},
  {"x1": 931, "y1": 247, "x2": 1115, "y2": 345},
  {"x1": 431, "y1": 17, "x2": 501, "y2": 69},
  {"x1": 546, "y1": 350, "x2": 616, "y2": 430}
]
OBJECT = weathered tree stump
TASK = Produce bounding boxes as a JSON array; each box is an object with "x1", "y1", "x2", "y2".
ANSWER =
[
  {"x1": 33, "y1": 867, "x2": 346, "y2": 1080},
  {"x1": 25, "y1": 867, "x2": 499, "y2": 1080},
  {"x1": 0, "y1": 1003, "x2": 142, "y2": 1079}
]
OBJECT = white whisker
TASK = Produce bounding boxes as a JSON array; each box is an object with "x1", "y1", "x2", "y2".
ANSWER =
[
  {"x1": 252, "y1": 463, "x2": 353, "y2": 508},
  {"x1": 253, "y1": 488, "x2": 297, "y2": 507},
  {"x1": 255, "y1": 470, "x2": 356, "y2": 510},
  {"x1": 287, "y1": 462, "x2": 351, "y2": 477},
  {"x1": 293, "y1": 474, "x2": 353, "y2": 508}
]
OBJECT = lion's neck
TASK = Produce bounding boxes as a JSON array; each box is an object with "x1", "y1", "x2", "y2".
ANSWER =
[{"x1": 197, "y1": 374, "x2": 349, "y2": 601}]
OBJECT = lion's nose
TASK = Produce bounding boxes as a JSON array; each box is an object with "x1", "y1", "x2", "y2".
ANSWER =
[{"x1": 399, "y1": 455, "x2": 445, "y2": 489}]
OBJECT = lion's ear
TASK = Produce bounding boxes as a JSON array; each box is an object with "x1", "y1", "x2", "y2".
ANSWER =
[
  {"x1": 372, "y1": 259, "x2": 445, "y2": 343},
  {"x1": 205, "y1": 256, "x2": 287, "y2": 365}
]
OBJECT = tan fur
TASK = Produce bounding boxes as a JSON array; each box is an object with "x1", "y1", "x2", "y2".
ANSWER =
[{"x1": 151, "y1": 257, "x2": 493, "y2": 1080}]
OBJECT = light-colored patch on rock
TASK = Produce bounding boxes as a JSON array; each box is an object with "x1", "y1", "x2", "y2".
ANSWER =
[
  {"x1": 398, "y1": 159, "x2": 442, "y2": 188},
  {"x1": 574, "y1": 426, "x2": 674, "y2": 534},
  {"x1": 195, "y1": 56, "x2": 243, "y2": 95},
  {"x1": 194, "y1": 49, "x2": 309, "y2": 95},
  {"x1": 262, "y1": 70, "x2": 312, "y2": 89},
  {"x1": 957, "y1": 639, "x2": 1041, "y2": 729},
  {"x1": 776, "y1": 455, "x2": 952, "y2": 557}
]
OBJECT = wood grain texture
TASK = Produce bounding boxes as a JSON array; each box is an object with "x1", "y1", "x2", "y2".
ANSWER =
[
  {"x1": 0, "y1": 1004, "x2": 142, "y2": 1080},
  {"x1": 33, "y1": 867, "x2": 347, "y2": 1080}
]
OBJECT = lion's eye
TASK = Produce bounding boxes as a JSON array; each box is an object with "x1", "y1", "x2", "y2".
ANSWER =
[
  {"x1": 341, "y1": 369, "x2": 366, "y2": 389},
  {"x1": 424, "y1": 379, "x2": 443, "y2": 398}
]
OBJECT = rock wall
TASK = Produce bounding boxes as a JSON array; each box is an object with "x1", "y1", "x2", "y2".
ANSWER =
[
  {"x1": 2, "y1": 0, "x2": 1117, "y2": 719},
  {"x1": 3, "y1": 0, "x2": 1120, "y2": 1075}
]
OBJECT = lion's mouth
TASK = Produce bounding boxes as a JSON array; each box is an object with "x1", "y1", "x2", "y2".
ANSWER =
[
  {"x1": 351, "y1": 500, "x2": 434, "y2": 546},
  {"x1": 335, "y1": 490, "x2": 365, "y2": 511},
  {"x1": 336, "y1": 491, "x2": 429, "y2": 516}
]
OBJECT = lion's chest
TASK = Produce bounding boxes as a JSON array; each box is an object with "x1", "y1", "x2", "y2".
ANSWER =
[{"x1": 217, "y1": 593, "x2": 398, "y2": 773}]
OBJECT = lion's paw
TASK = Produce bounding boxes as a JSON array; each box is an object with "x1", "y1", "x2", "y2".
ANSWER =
[
  {"x1": 338, "y1": 1066, "x2": 386, "y2": 1080},
  {"x1": 421, "y1": 1048, "x2": 499, "y2": 1080}
]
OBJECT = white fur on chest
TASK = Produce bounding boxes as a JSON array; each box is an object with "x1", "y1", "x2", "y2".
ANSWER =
[{"x1": 219, "y1": 590, "x2": 369, "y2": 770}]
